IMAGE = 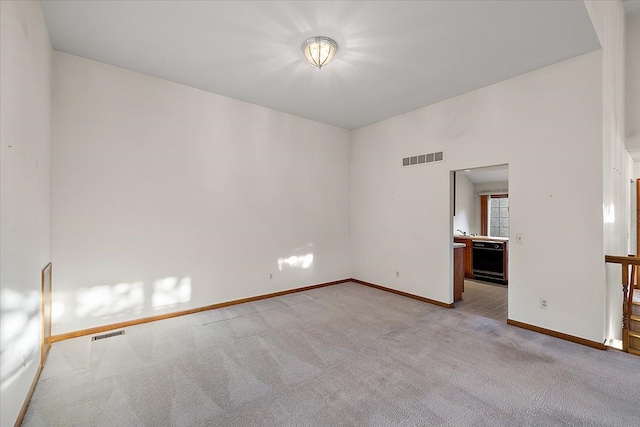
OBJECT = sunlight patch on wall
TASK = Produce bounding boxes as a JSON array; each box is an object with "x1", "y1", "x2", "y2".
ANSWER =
[
  {"x1": 75, "y1": 282, "x2": 144, "y2": 318},
  {"x1": 52, "y1": 300, "x2": 65, "y2": 324},
  {"x1": 0, "y1": 288, "x2": 40, "y2": 392},
  {"x1": 152, "y1": 277, "x2": 191, "y2": 309},
  {"x1": 278, "y1": 254, "x2": 314, "y2": 271},
  {"x1": 73, "y1": 276, "x2": 193, "y2": 319},
  {"x1": 603, "y1": 203, "x2": 616, "y2": 224}
]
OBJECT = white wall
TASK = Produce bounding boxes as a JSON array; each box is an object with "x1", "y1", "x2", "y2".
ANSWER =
[
  {"x1": 453, "y1": 173, "x2": 474, "y2": 235},
  {"x1": 585, "y1": 0, "x2": 630, "y2": 342},
  {"x1": 51, "y1": 52, "x2": 351, "y2": 335},
  {"x1": 625, "y1": 15, "x2": 640, "y2": 156},
  {"x1": 0, "y1": 1, "x2": 52, "y2": 425},
  {"x1": 630, "y1": 162, "x2": 637, "y2": 256},
  {"x1": 351, "y1": 51, "x2": 605, "y2": 342}
]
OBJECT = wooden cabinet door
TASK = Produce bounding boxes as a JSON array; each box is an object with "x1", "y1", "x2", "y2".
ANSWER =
[
  {"x1": 455, "y1": 238, "x2": 474, "y2": 279},
  {"x1": 464, "y1": 245, "x2": 473, "y2": 279},
  {"x1": 454, "y1": 247, "x2": 464, "y2": 302}
]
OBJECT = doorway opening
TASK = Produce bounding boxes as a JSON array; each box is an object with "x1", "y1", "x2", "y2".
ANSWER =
[{"x1": 452, "y1": 164, "x2": 509, "y2": 322}]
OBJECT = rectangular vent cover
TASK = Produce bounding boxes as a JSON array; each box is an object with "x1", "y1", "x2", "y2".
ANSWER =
[
  {"x1": 91, "y1": 330, "x2": 125, "y2": 341},
  {"x1": 402, "y1": 151, "x2": 445, "y2": 167}
]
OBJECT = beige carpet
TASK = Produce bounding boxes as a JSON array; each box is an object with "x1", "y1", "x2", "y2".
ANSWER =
[{"x1": 24, "y1": 282, "x2": 640, "y2": 426}]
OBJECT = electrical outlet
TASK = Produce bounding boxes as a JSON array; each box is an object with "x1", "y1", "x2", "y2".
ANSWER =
[
  {"x1": 396, "y1": 271, "x2": 400, "y2": 278},
  {"x1": 540, "y1": 298, "x2": 548, "y2": 310},
  {"x1": 269, "y1": 273, "x2": 272, "y2": 280}
]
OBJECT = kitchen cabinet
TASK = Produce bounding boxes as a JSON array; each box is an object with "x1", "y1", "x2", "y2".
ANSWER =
[
  {"x1": 454, "y1": 244, "x2": 465, "y2": 302},
  {"x1": 453, "y1": 237, "x2": 474, "y2": 279}
]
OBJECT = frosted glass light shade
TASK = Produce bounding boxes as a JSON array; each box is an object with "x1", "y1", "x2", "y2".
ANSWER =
[{"x1": 302, "y1": 36, "x2": 338, "y2": 69}]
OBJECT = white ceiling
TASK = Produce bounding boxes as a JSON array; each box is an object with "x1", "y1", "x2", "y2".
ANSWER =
[
  {"x1": 459, "y1": 165, "x2": 508, "y2": 185},
  {"x1": 41, "y1": 1, "x2": 600, "y2": 130}
]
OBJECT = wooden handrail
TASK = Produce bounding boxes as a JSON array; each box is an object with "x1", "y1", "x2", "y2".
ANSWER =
[
  {"x1": 605, "y1": 254, "x2": 639, "y2": 352},
  {"x1": 605, "y1": 255, "x2": 640, "y2": 264}
]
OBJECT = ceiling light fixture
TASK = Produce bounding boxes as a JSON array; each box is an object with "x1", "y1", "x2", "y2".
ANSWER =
[{"x1": 302, "y1": 36, "x2": 338, "y2": 69}]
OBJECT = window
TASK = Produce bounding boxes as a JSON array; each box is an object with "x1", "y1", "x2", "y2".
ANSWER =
[{"x1": 489, "y1": 195, "x2": 509, "y2": 238}]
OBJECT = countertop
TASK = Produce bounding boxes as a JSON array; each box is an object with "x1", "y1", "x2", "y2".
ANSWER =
[{"x1": 453, "y1": 235, "x2": 509, "y2": 242}]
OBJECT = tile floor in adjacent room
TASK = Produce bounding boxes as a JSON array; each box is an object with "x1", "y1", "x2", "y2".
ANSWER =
[{"x1": 454, "y1": 279, "x2": 508, "y2": 322}]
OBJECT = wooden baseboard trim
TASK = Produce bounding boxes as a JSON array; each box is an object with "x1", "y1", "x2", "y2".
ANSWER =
[
  {"x1": 507, "y1": 319, "x2": 606, "y2": 350},
  {"x1": 14, "y1": 356, "x2": 45, "y2": 427},
  {"x1": 15, "y1": 262, "x2": 55, "y2": 426},
  {"x1": 351, "y1": 279, "x2": 454, "y2": 308},
  {"x1": 51, "y1": 278, "x2": 351, "y2": 343}
]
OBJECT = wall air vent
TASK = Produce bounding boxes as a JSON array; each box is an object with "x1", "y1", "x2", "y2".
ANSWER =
[
  {"x1": 402, "y1": 151, "x2": 445, "y2": 167},
  {"x1": 91, "y1": 330, "x2": 125, "y2": 341}
]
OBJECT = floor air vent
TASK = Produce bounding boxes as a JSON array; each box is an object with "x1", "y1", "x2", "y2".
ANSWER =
[
  {"x1": 91, "y1": 330, "x2": 125, "y2": 341},
  {"x1": 402, "y1": 150, "x2": 445, "y2": 167}
]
